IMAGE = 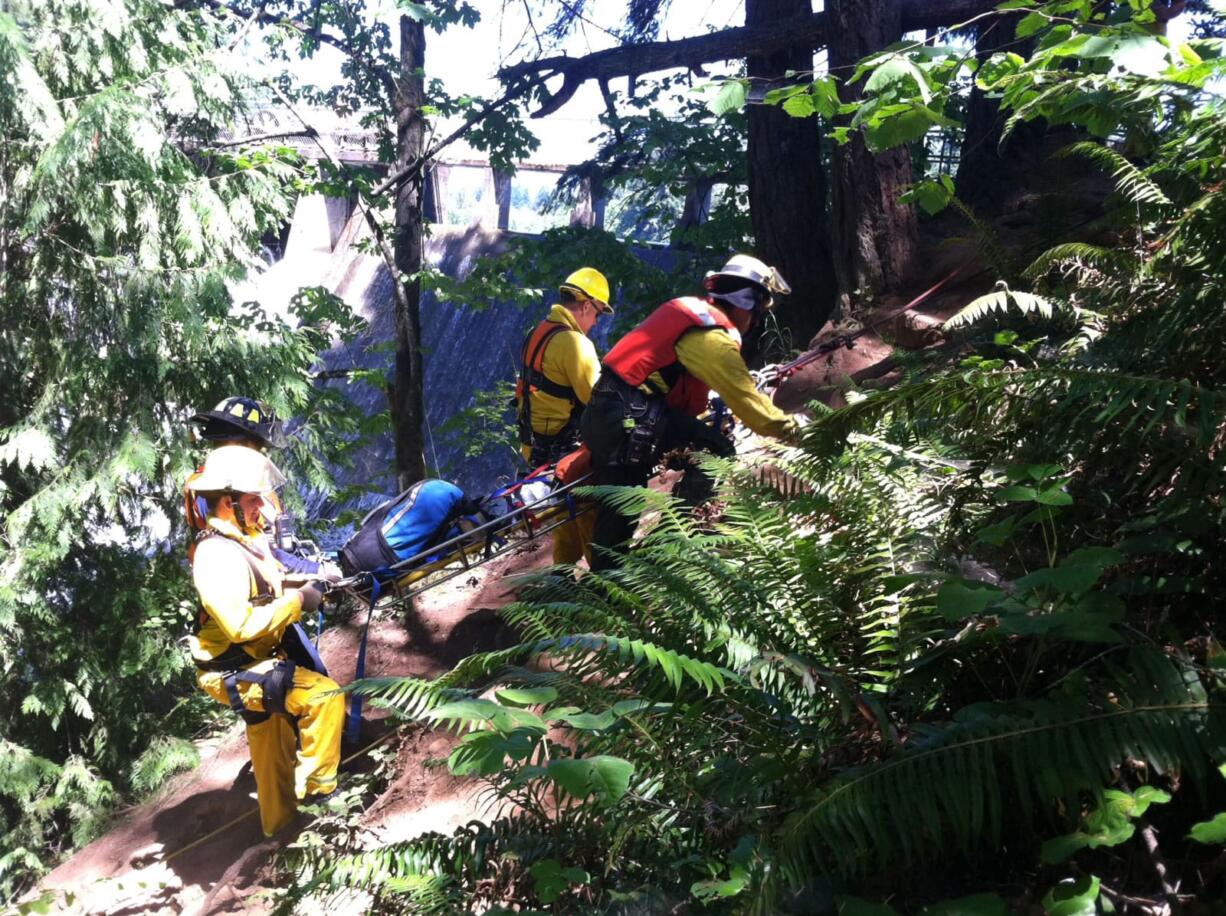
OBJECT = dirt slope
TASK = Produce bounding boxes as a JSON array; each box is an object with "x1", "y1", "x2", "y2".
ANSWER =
[{"x1": 36, "y1": 536, "x2": 554, "y2": 916}]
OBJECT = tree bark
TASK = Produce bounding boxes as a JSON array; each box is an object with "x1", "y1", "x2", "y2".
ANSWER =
[
  {"x1": 499, "y1": 0, "x2": 997, "y2": 117},
  {"x1": 745, "y1": 0, "x2": 837, "y2": 350},
  {"x1": 391, "y1": 14, "x2": 427, "y2": 488},
  {"x1": 955, "y1": 16, "x2": 1044, "y2": 214},
  {"x1": 827, "y1": 0, "x2": 918, "y2": 314}
]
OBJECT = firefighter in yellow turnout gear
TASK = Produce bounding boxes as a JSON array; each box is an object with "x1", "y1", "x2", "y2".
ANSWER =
[
  {"x1": 188, "y1": 446, "x2": 345, "y2": 837},
  {"x1": 516, "y1": 267, "x2": 611, "y2": 564}
]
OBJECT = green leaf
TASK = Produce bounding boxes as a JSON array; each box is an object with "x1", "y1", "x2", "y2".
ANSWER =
[
  {"x1": 1015, "y1": 11, "x2": 1049, "y2": 39},
  {"x1": 428, "y1": 699, "x2": 546, "y2": 735},
  {"x1": 999, "y1": 485, "x2": 1038, "y2": 502},
  {"x1": 554, "y1": 709, "x2": 617, "y2": 731},
  {"x1": 864, "y1": 104, "x2": 945, "y2": 150},
  {"x1": 919, "y1": 894, "x2": 1008, "y2": 916},
  {"x1": 1189, "y1": 813, "x2": 1226, "y2": 844},
  {"x1": 448, "y1": 730, "x2": 535, "y2": 776},
  {"x1": 711, "y1": 80, "x2": 747, "y2": 116},
  {"x1": 1039, "y1": 788, "x2": 1164, "y2": 862},
  {"x1": 782, "y1": 93, "x2": 817, "y2": 118},
  {"x1": 427, "y1": 698, "x2": 504, "y2": 725},
  {"x1": 1042, "y1": 875, "x2": 1100, "y2": 916},
  {"x1": 495, "y1": 686, "x2": 558, "y2": 707},
  {"x1": 691, "y1": 874, "x2": 748, "y2": 901},
  {"x1": 864, "y1": 57, "x2": 931, "y2": 103},
  {"x1": 1035, "y1": 485, "x2": 1073, "y2": 506},
  {"x1": 1015, "y1": 564, "x2": 1104, "y2": 595},
  {"x1": 547, "y1": 755, "x2": 635, "y2": 806},
  {"x1": 937, "y1": 581, "x2": 1002, "y2": 621},
  {"x1": 1130, "y1": 786, "x2": 1172, "y2": 812},
  {"x1": 396, "y1": 1, "x2": 430, "y2": 20},
  {"x1": 1062, "y1": 547, "x2": 1124, "y2": 569},
  {"x1": 901, "y1": 178, "x2": 955, "y2": 215},
  {"x1": 530, "y1": 858, "x2": 589, "y2": 904}
]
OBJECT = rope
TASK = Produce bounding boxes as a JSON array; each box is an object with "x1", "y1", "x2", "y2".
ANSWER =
[
  {"x1": 160, "y1": 727, "x2": 401, "y2": 864},
  {"x1": 423, "y1": 405, "x2": 441, "y2": 476},
  {"x1": 763, "y1": 265, "x2": 969, "y2": 386}
]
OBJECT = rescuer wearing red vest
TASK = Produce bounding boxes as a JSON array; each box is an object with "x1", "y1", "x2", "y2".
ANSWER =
[
  {"x1": 515, "y1": 267, "x2": 611, "y2": 564},
  {"x1": 580, "y1": 254, "x2": 800, "y2": 569}
]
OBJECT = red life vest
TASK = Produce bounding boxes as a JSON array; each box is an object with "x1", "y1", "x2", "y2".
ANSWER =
[{"x1": 602, "y1": 297, "x2": 742, "y2": 417}]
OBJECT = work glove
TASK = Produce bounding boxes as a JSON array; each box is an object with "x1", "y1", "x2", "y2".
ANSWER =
[{"x1": 297, "y1": 582, "x2": 325, "y2": 615}]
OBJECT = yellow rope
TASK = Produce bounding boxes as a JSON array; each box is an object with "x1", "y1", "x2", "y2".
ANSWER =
[{"x1": 162, "y1": 727, "x2": 400, "y2": 864}]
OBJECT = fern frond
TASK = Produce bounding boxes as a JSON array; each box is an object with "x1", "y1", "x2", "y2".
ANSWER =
[
  {"x1": 277, "y1": 816, "x2": 555, "y2": 914},
  {"x1": 1024, "y1": 242, "x2": 1139, "y2": 283},
  {"x1": 773, "y1": 676, "x2": 1226, "y2": 889},
  {"x1": 943, "y1": 281, "x2": 1057, "y2": 331},
  {"x1": 1059, "y1": 141, "x2": 1173, "y2": 209}
]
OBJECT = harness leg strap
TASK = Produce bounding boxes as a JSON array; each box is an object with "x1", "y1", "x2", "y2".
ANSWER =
[
  {"x1": 224, "y1": 671, "x2": 272, "y2": 726},
  {"x1": 223, "y1": 660, "x2": 297, "y2": 726}
]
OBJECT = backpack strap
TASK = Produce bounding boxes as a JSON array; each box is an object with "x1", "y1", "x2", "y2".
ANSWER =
[
  {"x1": 192, "y1": 530, "x2": 280, "y2": 669},
  {"x1": 521, "y1": 323, "x2": 580, "y2": 403},
  {"x1": 519, "y1": 323, "x2": 581, "y2": 446}
]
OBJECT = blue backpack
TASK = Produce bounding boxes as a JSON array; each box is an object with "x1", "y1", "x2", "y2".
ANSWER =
[{"x1": 339, "y1": 480, "x2": 478, "y2": 578}]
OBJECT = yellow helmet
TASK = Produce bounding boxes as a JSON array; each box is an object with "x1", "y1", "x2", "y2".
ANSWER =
[
  {"x1": 189, "y1": 444, "x2": 286, "y2": 495},
  {"x1": 560, "y1": 267, "x2": 612, "y2": 314}
]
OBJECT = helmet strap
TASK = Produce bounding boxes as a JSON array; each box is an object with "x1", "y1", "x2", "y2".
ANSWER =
[
  {"x1": 231, "y1": 495, "x2": 265, "y2": 534},
  {"x1": 231, "y1": 497, "x2": 250, "y2": 532}
]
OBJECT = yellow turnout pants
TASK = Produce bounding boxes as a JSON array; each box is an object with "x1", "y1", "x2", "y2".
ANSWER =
[
  {"x1": 198, "y1": 664, "x2": 345, "y2": 836},
  {"x1": 552, "y1": 509, "x2": 595, "y2": 565}
]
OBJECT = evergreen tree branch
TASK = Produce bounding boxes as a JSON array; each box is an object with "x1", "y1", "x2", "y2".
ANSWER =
[{"x1": 174, "y1": 0, "x2": 397, "y2": 100}]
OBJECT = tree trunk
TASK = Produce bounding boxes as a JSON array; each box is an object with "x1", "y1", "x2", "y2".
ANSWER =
[
  {"x1": 955, "y1": 16, "x2": 1044, "y2": 214},
  {"x1": 676, "y1": 177, "x2": 714, "y2": 235},
  {"x1": 746, "y1": 0, "x2": 837, "y2": 350},
  {"x1": 827, "y1": 0, "x2": 919, "y2": 315},
  {"x1": 391, "y1": 14, "x2": 427, "y2": 488}
]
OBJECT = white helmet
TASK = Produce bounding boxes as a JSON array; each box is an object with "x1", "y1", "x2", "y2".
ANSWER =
[
  {"x1": 704, "y1": 254, "x2": 792, "y2": 306},
  {"x1": 189, "y1": 444, "x2": 286, "y2": 495}
]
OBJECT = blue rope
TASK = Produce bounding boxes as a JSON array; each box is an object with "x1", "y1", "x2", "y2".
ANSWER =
[{"x1": 344, "y1": 572, "x2": 383, "y2": 744}]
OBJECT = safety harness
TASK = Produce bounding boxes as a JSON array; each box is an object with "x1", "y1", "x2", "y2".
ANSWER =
[
  {"x1": 590, "y1": 297, "x2": 743, "y2": 468},
  {"x1": 517, "y1": 321, "x2": 582, "y2": 462},
  {"x1": 192, "y1": 533, "x2": 317, "y2": 727}
]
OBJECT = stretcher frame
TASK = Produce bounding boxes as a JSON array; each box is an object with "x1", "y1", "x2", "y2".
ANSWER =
[{"x1": 333, "y1": 473, "x2": 594, "y2": 606}]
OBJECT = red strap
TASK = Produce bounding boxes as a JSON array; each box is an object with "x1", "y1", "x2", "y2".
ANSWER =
[{"x1": 777, "y1": 265, "x2": 964, "y2": 380}]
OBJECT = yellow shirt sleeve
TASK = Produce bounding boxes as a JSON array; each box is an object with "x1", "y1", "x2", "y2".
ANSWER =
[
  {"x1": 193, "y1": 538, "x2": 303, "y2": 646},
  {"x1": 551, "y1": 331, "x2": 601, "y2": 405},
  {"x1": 674, "y1": 328, "x2": 799, "y2": 440}
]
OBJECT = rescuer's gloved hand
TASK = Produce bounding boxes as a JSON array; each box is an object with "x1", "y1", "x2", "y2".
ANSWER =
[{"x1": 297, "y1": 582, "x2": 325, "y2": 615}]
